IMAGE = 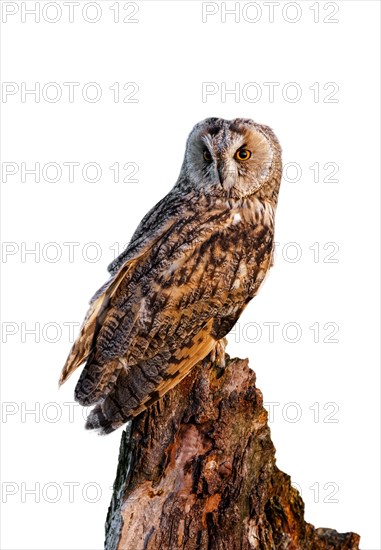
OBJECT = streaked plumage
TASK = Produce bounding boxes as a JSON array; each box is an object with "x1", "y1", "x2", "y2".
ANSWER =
[{"x1": 59, "y1": 118, "x2": 282, "y2": 434}]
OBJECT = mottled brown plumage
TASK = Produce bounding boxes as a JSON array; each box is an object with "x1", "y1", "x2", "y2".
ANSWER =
[{"x1": 59, "y1": 118, "x2": 282, "y2": 434}]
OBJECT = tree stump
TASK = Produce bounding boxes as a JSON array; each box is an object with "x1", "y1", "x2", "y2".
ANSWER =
[{"x1": 104, "y1": 355, "x2": 360, "y2": 550}]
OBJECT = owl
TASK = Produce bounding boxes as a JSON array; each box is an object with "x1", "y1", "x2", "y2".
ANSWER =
[{"x1": 59, "y1": 118, "x2": 282, "y2": 434}]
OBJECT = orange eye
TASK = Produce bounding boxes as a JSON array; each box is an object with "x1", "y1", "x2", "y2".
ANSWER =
[
  {"x1": 203, "y1": 150, "x2": 212, "y2": 161},
  {"x1": 235, "y1": 148, "x2": 251, "y2": 161}
]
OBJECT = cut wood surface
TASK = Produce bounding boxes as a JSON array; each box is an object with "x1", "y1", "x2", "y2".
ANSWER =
[{"x1": 105, "y1": 355, "x2": 360, "y2": 550}]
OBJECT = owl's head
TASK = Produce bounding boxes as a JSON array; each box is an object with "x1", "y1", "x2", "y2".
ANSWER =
[{"x1": 179, "y1": 118, "x2": 282, "y2": 201}]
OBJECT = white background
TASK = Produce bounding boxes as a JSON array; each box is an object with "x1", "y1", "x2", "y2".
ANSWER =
[{"x1": 1, "y1": 1, "x2": 380, "y2": 549}]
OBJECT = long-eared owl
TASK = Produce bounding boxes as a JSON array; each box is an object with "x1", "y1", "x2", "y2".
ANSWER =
[{"x1": 59, "y1": 118, "x2": 282, "y2": 434}]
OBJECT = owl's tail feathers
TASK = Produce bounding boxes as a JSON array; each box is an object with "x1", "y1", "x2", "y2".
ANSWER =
[
  {"x1": 85, "y1": 403, "x2": 128, "y2": 435},
  {"x1": 85, "y1": 358, "x2": 166, "y2": 434},
  {"x1": 74, "y1": 356, "x2": 125, "y2": 407},
  {"x1": 85, "y1": 367, "x2": 137, "y2": 434}
]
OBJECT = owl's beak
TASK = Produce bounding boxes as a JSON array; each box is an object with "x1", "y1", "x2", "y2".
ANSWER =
[
  {"x1": 217, "y1": 160, "x2": 235, "y2": 190},
  {"x1": 217, "y1": 162, "x2": 225, "y2": 186}
]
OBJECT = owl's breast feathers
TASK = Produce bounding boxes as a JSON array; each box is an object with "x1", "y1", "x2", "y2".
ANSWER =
[{"x1": 59, "y1": 194, "x2": 275, "y2": 433}]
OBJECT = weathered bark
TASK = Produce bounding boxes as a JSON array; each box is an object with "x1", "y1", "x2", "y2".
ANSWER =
[{"x1": 105, "y1": 355, "x2": 360, "y2": 550}]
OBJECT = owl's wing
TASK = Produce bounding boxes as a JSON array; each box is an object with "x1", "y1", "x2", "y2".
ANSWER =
[
  {"x1": 59, "y1": 188, "x2": 218, "y2": 387},
  {"x1": 59, "y1": 189, "x2": 191, "y2": 386},
  {"x1": 74, "y1": 202, "x2": 237, "y2": 405}
]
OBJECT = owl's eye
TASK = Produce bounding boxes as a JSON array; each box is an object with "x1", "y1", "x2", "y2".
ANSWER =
[
  {"x1": 235, "y1": 148, "x2": 252, "y2": 161},
  {"x1": 203, "y1": 150, "x2": 212, "y2": 162}
]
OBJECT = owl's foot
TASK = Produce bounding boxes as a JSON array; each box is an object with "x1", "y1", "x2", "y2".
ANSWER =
[{"x1": 210, "y1": 338, "x2": 227, "y2": 370}]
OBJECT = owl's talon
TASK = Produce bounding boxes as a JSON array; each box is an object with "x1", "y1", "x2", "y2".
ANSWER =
[{"x1": 211, "y1": 338, "x2": 227, "y2": 370}]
